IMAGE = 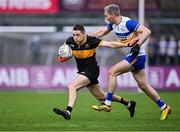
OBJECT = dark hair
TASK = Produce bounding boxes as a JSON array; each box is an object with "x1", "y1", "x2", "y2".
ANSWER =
[{"x1": 73, "y1": 24, "x2": 85, "y2": 32}]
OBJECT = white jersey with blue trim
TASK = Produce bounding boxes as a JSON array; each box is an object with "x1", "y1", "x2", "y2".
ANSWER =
[{"x1": 106, "y1": 16, "x2": 146, "y2": 56}]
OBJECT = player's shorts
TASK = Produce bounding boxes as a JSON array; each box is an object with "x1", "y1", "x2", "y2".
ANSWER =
[
  {"x1": 77, "y1": 66, "x2": 100, "y2": 85},
  {"x1": 125, "y1": 55, "x2": 146, "y2": 70}
]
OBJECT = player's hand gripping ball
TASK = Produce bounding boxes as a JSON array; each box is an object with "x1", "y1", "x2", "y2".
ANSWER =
[
  {"x1": 58, "y1": 44, "x2": 73, "y2": 58},
  {"x1": 57, "y1": 44, "x2": 73, "y2": 62}
]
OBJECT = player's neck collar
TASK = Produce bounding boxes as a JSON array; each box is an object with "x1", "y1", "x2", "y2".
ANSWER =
[{"x1": 115, "y1": 16, "x2": 122, "y2": 25}]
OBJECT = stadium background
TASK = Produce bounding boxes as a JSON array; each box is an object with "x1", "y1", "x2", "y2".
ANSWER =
[{"x1": 0, "y1": 0, "x2": 180, "y2": 131}]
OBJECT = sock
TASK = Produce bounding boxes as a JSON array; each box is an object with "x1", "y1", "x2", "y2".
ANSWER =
[
  {"x1": 119, "y1": 98, "x2": 129, "y2": 106},
  {"x1": 156, "y1": 99, "x2": 167, "y2": 111},
  {"x1": 105, "y1": 92, "x2": 113, "y2": 106},
  {"x1": 127, "y1": 102, "x2": 131, "y2": 108},
  {"x1": 66, "y1": 106, "x2": 73, "y2": 113}
]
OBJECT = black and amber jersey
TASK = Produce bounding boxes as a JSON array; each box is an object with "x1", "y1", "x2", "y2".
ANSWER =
[{"x1": 66, "y1": 35, "x2": 103, "y2": 71}]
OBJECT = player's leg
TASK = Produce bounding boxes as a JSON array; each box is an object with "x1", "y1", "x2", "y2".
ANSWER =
[
  {"x1": 104, "y1": 59, "x2": 133, "y2": 106},
  {"x1": 67, "y1": 74, "x2": 90, "y2": 108},
  {"x1": 132, "y1": 69, "x2": 160, "y2": 101},
  {"x1": 88, "y1": 84, "x2": 136, "y2": 117},
  {"x1": 88, "y1": 83, "x2": 133, "y2": 105},
  {"x1": 87, "y1": 83, "x2": 106, "y2": 101},
  {"x1": 53, "y1": 74, "x2": 90, "y2": 120},
  {"x1": 132, "y1": 69, "x2": 171, "y2": 120}
]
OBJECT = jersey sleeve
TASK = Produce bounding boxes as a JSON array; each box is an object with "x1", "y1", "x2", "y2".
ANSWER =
[
  {"x1": 106, "y1": 23, "x2": 113, "y2": 31},
  {"x1": 90, "y1": 37, "x2": 103, "y2": 48},
  {"x1": 126, "y1": 19, "x2": 140, "y2": 32},
  {"x1": 65, "y1": 37, "x2": 73, "y2": 45}
]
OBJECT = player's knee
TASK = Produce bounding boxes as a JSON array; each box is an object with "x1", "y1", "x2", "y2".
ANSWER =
[
  {"x1": 108, "y1": 68, "x2": 116, "y2": 77},
  {"x1": 137, "y1": 81, "x2": 148, "y2": 90},
  {"x1": 68, "y1": 83, "x2": 76, "y2": 91}
]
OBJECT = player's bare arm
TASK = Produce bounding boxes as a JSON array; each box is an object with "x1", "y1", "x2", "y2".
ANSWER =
[
  {"x1": 91, "y1": 27, "x2": 111, "y2": 38},
  {"x1": 100, "y1": 40, "x2": 128, "y2": 48},
  {"x1": 136, "y1": 25, "x2": 151, "y2": 46}
]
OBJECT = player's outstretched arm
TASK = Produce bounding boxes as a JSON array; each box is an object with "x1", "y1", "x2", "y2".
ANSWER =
[
  {"x1": 91, "y1": 27, "x2": 111, "y2": 38},
  {"x1": 99, "y1": 40, "x2": 128, "y2": 48},
  {"x1": 136, "y1": 25, "x2": 151, "y2": 46}
]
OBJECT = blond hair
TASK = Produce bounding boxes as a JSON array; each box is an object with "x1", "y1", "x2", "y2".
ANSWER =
[{"x1": 104, "y1": 4, "x2": 120, "y2": 16}]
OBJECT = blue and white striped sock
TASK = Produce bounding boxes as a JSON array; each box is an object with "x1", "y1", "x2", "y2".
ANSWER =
[
  {"x1": 105, "y1": 92, "x2": 113, "y2": 106},
  {"x1": 156, "y1": 98, "x2": 167, "y2": 111}
]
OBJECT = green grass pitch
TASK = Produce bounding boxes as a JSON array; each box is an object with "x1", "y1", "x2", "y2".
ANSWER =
[{"x1": 0, "y1": 90, "x2": 180, "y2": 131}]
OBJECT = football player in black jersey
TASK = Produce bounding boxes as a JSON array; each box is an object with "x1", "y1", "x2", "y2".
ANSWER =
[{"x1": 53, "y1": 24, "x2": 136, "y2": 120}]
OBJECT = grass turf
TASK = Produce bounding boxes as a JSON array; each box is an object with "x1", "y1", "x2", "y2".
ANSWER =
[{"x1": 0, "y1": 91, "x2": 179, "y2": 131}]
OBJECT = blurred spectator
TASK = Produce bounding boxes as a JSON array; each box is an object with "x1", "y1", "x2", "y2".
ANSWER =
[
  {"x1": 158, "y1": 36, "x2": 167, "y2": 65},
  {"x1": 31, "y1": 35, "x2": 41, "y2": 64},
  {"x1": 166, "y1": 36, "x2": 177, "y2": 65},
  {"x1": 177, "y1": 40, "x2": 180, "y2": 65},
  {"x1": 147, "y1": 36, "x2": 159, "y2": 65}
]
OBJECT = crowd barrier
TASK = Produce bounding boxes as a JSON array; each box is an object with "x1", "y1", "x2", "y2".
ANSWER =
[{"x1": 0, "y1": 65, "x2": 179, "y2": 90}]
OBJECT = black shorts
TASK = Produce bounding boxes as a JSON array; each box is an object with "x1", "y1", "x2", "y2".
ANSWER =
[{"x1": 77, "y1": 66, "x2": 100, "y2": 85}]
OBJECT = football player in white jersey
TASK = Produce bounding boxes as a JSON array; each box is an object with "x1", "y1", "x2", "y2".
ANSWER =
[{"x1": 91, "y1": 4, "x2": 171, "y2": 121}]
